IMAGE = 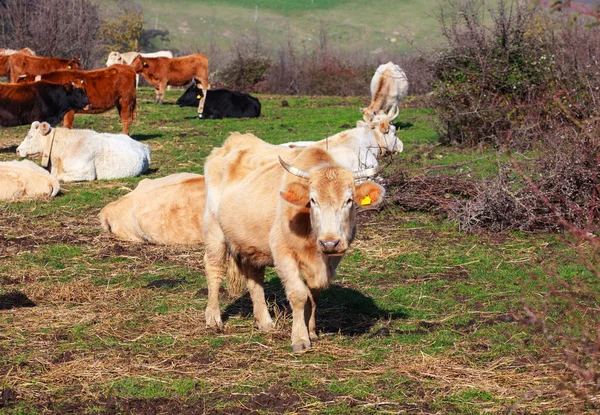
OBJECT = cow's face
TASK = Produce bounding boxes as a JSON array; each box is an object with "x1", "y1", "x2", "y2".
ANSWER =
[
  {"x1": 17, "y1": 121, "x2": 52, "y2": 158},
  {"x1": 106, "y1": 51, "x2": 122, "y2": 67},
  {"x1": 280, "y1": 160, "x2": 385, "y2": 255},
  {"x1": 176, "y1": 83, "x2": 203, "y2": 107},
  {"x1": 64, "y1": 82, "x2": 91, "y2": 111}
]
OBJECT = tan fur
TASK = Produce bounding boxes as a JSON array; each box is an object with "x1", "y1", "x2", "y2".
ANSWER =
[
  {"x1": 0, "y1": 160, "x2": 59, "y2": 200},
  {"x1": 99, "y1": 173, "x2": 205, "y2": 245},
  {"x1": 203, "y1": 137, "x2": 385, "y2": 350}
]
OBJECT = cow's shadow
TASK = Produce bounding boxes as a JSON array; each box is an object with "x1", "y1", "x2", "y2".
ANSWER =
[
  {"x1": 0, "y1": 145, "x2": 17, "y2": 154},
  {"x1": 221, "y1": 278, "x2": 407, "y2": 336},
  {"x1": 130, "y1": 133, "x2": 162, "y2": 141},
  {"x1": 395, "y1": 121, "x2": 413, "y2": 130}
]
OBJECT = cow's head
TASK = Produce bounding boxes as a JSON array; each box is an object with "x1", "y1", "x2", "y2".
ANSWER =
[
  {"x1": 176, "y1": 82, "x2": 204, "y2": 107},
  {"x1": 63, "y1": 81, "x2": 91, "y2": 111},
  {"x1": 358, "y1": 107, "x2": 403, "y2": 155},
  {"x1": 279, "y1": 155, "x2": 384, "y2": 255},
  {"x1": 17, "y1": 121, "x2": 52, "y2": 158},
  {"x1": 130, "y1": 55, "x2": 148, "y2": 73},
  {"x1": 106, "y1": 51, "x2": 122, "y2": 67},
  {"x1": 67, "y1": 57, "x2": 81, "y2": 70}
]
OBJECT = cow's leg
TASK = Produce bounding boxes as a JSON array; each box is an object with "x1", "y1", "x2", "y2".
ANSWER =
[
  {"x1": 62, "y1": 110, "x2": 75, "y2": 129},
  {"x1": 195, "y1": 76, "x2": 210, "y2": 118},
  {"x1": 245, "y1": 264, "x2": 274, "y2": 331},
  {"x1": 277, "y1": 257, "x2": 311, "y2": 351},
  {"x1": 117, "y1": 100, "x2": 131, "y2": 135},
  {"x1": 155, "y1": 82, "x2": 166, "y2": 104},
  {"x1": 307, "y1": 289, "x2": 321, "y2": 342},
  {"x1": 203, "y1": 213, "x2": 228, "y2": 330}
]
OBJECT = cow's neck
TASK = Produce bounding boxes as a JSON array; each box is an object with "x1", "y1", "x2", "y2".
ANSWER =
[{"x1": 40, "y1": 128, "x2": 57, "y2": 168}]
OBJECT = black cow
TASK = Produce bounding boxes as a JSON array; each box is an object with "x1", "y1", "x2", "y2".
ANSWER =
[
  {"x1": 0, "y1": 81, "x2": 90, "y2": 127},
  {"x1": 176, "y1": 84, "x2": 261, "y2": 119}
]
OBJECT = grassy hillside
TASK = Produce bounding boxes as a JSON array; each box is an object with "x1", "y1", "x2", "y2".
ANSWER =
[
  {"x1": 0, "y1": 90, "x2": 595, "y2": 413},
  {"x1": 107, "y1": 0, "x2": 442, "y2": 56}
]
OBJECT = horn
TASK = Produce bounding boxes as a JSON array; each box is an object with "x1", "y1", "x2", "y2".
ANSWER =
[
  {"x1": 353, "y1": 166, "x2": 381, "y2": 180},
  {"x1": 279, "y1": 156, "x2": 309, "y2": 179},
  {"x1": 387, "y1": 106, "x2": 399, "y2": 121}
]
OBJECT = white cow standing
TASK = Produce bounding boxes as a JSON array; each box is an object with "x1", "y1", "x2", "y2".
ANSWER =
[
  {"x1": 17, "y1": 122, "x2": 151, "y2": 182},
  {"x1": 106, "y1": 50, "x2": 173, "y2": 88},
  {"x1": 0, "y1": 159, "x2": 59, "y2": 200},
  {"x1": 361, "y1": 62, "x2": 409, "y2": 123}
]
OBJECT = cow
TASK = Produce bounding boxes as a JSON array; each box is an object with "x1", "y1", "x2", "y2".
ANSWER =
[
  {"x1": 281, "y1": 111, "x2": 402, "y2": 171},
  {"x1": 176, "y1": 83, "x2": 261, "y2": 119},
  {"x1": 202, "y1": 134, "x2": 385, "y2": 351},
  {"x1": 8, "y1": 53, "x2": 81, "y2": 83},
  {"x1": 130, "y1": 53, "x2": 210, "y2": 116},
  {"x1": 0, "y1": 159, "x2": 59, "y2": 200},
  {"x1": 99, "y1": 173, "x2": 206, "y2": 245},
  {"x1": 105, "y1": 50, "x2": 173, "y2": 88},
  {"x1": 16, "y1": 121, "x2": 150, "y2": 182},
  {"x1": 0, "y1": 48, "x2": 35, "y2": 56},
  {"x1": 34, "y1": 65, "x2": 137, "y2": 134},
  {"x1": 361, "y1": 62, "x2": 408, "y2": 123},
  {"x1": 0, "y1": 81, "x2": 90, "y2": 127}
]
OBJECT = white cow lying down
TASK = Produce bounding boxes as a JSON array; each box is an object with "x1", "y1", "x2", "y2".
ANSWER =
[
  {"x1": 17, "y1": 122, "x2": 151, "y2": 182},
  {"x1": 281, "y1": 112, "x2": 402, "y2": 170},
  {"x1": 0, "y1": 159, "x2": 60, "y2": 200},
  {"x1": 99, "y1": 173, "x2": 206, "y2": 244}
]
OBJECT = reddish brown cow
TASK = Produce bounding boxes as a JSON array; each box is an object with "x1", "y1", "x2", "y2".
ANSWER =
[
  {"x1": 35, "y1": 65, "x2": 137, "y2": 134},
  {"x1": 130, "y1": 53, "x2": 209, "y2": 115},
  {"x1": 9, "y1": 53, "x2": 81, "y2": 83}
]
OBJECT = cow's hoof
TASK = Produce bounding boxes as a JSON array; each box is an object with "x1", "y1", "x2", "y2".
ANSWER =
[
  {"x1": 291, "y1": 339, "x2": 311, "y2": 352},
  {"x1": 256, "y1": 320, "x2": 275, "y2": 332},
  {"x1": 309, "y1": 331, "x2": 319, "y2": 341},
  {"x1": 205, "y1": 311, "x2": 223, "y2": 331}
]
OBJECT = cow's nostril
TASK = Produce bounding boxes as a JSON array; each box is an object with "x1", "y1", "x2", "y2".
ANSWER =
[{"x1": 319, "y1": 239, "x2": 341, "y2": 251}]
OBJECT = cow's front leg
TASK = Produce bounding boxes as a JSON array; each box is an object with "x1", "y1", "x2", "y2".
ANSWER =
[
  {"x1": 308, "y1": 288, "x2": 321, "y2": 341},
  {"x1": 277, "y1": 258, "x2": 311, "y2": 351},
  {"x1": 155, "y1": 82, "x2": 166, "y2": 104},
  {"x1": 246, "y1": 265, "x2": 274, "y2": 331},
  {"x1": 62, "y1": 110, "x2": 75, "y2": 129}
]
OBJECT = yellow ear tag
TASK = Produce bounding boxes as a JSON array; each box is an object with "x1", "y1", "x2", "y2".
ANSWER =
[
  {"x1": 196, "y1": 94, "x2": 201, "y2": 99},
  {"x1": 67, "y1": 65, "x2": 72, "y2": 69},
  {"x1": 360, "y1": 195, "x2": 372, "y2": 206}
]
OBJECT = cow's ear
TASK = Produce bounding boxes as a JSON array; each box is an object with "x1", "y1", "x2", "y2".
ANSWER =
[
  {"x1": 63, "y1": 82, "x2": 72, "y2": 92},
  {"x1": 354, "y1": 181, "x2": 385, "y2": 209},
  {"x1": 280, "y1": 182, "x2": 310, "y2": 207},
  {"x1": 39, "y1": 122, "x2": 52, "y2": 136},
  {"x1": 31, "y1": 121, "x2": 40, "y2": 129}
]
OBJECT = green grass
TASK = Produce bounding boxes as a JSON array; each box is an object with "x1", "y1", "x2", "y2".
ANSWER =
[{"x1": 0, "y1": 89, "x2": 597, "y2": 414}]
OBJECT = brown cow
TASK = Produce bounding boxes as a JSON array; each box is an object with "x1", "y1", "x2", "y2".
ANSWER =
[
  {"x1": 9, "y1": 53, "x2": 81, "y2": 83},
  {"x1": 130, "y1": 53, "x2": 209, "y2": 115},
  {"x1": 34, "y1": 65, "x2": 136, "y2": 134}
]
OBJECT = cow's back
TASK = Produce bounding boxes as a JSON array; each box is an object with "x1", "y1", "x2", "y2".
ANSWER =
[
  {"x1": 0, "y1": 159, "x2": 60, "y2": 200},
  {"x1": 94, "y1": 133, "x2": 150, "y2": 179},
  {"x1": 100, "y1": 173, "x2": 205, "y2": 244}
]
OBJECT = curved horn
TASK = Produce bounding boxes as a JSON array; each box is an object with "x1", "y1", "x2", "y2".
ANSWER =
[
  {"x1": 353, "y1": 166, "x2": 381, "y2": 180},
  {"x1": 387, "y1": 106, "x2": 399, "y2": 121},
  {"x1": 279, "y1": 156, "x2": 310, "y2": 179}
]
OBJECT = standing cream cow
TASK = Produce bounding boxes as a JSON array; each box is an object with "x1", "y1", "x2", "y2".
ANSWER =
[
  {"x1": 361, "y1": 62, "x2": 408, "y2": 122},
  {"x1": 17, "y1": 122, "x2": 151, "y2": 182},
  {"x1": 0, "y1": 159, "x2": 59, "y2": 200}
]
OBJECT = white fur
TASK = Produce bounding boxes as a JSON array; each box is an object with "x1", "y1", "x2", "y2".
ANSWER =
[
  {"x1": 17, "y1": 122, "x2": 151, "y2": 182},
  {"x1": 280, "y1": 114, "x2": 402, "y2": 171},
  {"x1": 0, "y1": 159, "x2": 60, "y2": 200}
]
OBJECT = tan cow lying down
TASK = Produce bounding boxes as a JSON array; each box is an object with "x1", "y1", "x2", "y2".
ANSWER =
[
  {"x1": 203, "y1": 133, "x2": 385, "y2": 350},
  {"x1": 17, "y1": 122, "x2": 151, "y2": 182},
  {"x1": 99, "y1": 173, "x2": 205, "y2": 244},
  {"x1": 0, "y1": 159, "x2": 59, "y2": 200}
]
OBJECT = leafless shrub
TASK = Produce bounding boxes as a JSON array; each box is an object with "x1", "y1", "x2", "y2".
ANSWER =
[{"x1": 0, "y1": 0, "x2": 102, "y2": 66}]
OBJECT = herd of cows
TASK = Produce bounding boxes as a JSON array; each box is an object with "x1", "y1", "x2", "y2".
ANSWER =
[{"x1": 0, "y1": 47, "x2": 409, "y2": 349}]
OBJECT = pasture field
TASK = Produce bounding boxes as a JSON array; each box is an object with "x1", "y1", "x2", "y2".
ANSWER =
[
  {"x1": 106, "y1": 0, "x2": 441, "y2": 55},
  {"x1": 0, "y1": 89, "x2": 596, "y2": 414}
]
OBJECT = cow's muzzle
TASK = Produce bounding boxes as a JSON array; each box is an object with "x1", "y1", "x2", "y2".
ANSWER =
[{"x1": 318, "y1": 238, "x2": 346, "y2": 255}]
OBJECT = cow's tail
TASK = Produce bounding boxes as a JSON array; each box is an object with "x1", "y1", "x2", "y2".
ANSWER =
[
  {"x1": 131, "y1": 98, "x2": 138, "y2": 124},
  {"x1": 225, "y1": 253, "x2": 246, "y2": 298}
]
